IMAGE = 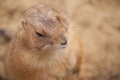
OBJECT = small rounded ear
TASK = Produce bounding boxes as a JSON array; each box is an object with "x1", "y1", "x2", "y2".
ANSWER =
[{"x1": 21, "y1": 19, "x2": 27, "y2": 30}]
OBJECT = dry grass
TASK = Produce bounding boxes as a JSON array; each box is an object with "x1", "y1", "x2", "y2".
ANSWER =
[{"x1": 0, "y1": 0, "x2": 120, "y2": 80}]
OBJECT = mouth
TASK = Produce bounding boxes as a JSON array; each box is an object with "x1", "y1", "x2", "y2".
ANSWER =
[
  {"x1": 39, "y1": 42, "x2": 68, "y2": 51},
  {"x1": 61, "y1": 45, "x2": 67, "y2": 49},
  {"x1": 49, "y1": 44, "x2": 67, "y2": 49}
]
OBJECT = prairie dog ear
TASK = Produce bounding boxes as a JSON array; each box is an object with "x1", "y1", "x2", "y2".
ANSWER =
[{"x1": 21, "y1": 19, "x2": 27, "y2": 30}]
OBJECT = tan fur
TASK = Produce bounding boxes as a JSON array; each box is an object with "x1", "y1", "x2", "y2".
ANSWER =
[{"x1": 5, "y1": 4, "x2": 83, "y2": 80}]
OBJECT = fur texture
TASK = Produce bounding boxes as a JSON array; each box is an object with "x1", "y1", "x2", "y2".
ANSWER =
[{"x1": 5, "y1": 4, "x2": 83, "y2": 80}]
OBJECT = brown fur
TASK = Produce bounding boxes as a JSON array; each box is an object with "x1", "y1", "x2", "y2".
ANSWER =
[{"x1": 5, "y1": 4, "x2": 83, "y2": 80}]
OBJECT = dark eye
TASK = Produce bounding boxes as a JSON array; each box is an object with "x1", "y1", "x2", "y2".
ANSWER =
[{"x1": 35, "y1": 32, "x2": 45, "y2": 37}]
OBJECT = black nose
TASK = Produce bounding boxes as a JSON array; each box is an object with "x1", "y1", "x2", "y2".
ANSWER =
[{"x1": 61, "y1": 38, "x2": 67, "y2": 45}]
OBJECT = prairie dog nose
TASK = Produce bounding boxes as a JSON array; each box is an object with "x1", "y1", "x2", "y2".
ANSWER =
[{"x1": 61, "y1": 37, "x2": 67, "y2": 45}]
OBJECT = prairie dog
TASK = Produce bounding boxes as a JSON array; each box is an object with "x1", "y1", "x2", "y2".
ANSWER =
[{"x1": 5, "y1": 4, "x2": 83, "y2": 80}]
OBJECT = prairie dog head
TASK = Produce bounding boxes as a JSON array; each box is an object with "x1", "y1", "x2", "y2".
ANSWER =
[{"x1": 20, "y1": 4, "x2": 69, "y2": 52}]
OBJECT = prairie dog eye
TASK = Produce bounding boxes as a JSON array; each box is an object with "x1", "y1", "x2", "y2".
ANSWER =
[{"x1": 35, "y1": 32, "x2": 45, "y2": 37}]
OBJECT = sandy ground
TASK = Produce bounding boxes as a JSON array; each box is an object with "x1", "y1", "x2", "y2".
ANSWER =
[{"x1": 0, "y1": 0, "x2": 120, "y2": 80}]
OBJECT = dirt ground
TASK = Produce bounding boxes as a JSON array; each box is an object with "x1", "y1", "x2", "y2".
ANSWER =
[{"x1": 0, "y1": 0, "x2": 120, "y2": 80}]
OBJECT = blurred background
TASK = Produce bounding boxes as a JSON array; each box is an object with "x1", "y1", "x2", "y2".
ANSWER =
[{"x1": 0, "y1": 0, "x2": 120, "y2": 80}]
